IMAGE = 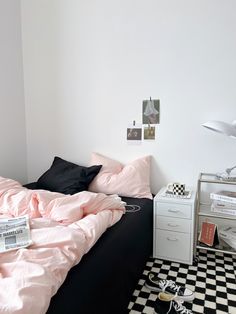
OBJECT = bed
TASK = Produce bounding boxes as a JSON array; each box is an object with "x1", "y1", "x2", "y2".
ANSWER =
[
  {"x1": 0, "y1": 154, "x2": 153, "y2": 314},
  {"x1": 25, "y1": 183, "x2": 153, "y2": 314}
]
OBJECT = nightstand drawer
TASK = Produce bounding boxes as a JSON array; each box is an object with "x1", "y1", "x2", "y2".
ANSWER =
[
  {"x1": 155, "y1": 229, "x2": 191, "y2": 262},
  {"x1": 156, "y1": 216, "x2": 191, "y2": 233},
  {"x1": 155, "y1": 202, "x2": 192, "y2": 219}
]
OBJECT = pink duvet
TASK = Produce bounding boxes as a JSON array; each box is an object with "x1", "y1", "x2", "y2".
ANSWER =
[{"x1": 0, "y1": 177, "x2": 125, "y2": 314}]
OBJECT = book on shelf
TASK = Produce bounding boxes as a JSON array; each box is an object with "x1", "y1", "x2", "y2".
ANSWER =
[
  {"x1": 212, "y1": 200, "x2": 236, "y2": 209},
  {"x1": 211, "y1": 200, "x2": 236, "y2": 216},
  {"x1": 199, "y1": 221, "x2": 219, "y2": 247},
  {"x1": 219, "y1": 226, "x2": 236, "y2": 251},
  {"x1": 210, "y1": 190, "x2": 236, "y2": 204}
]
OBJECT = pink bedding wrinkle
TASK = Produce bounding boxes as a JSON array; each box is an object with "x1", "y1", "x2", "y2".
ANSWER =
[{"x1": 0, "y1": 176, "x2": 125, "y2": 314}]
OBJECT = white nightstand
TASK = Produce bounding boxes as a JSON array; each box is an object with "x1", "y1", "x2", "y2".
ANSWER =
[{"x1": 153, "y1": 187, "x2": 196, "y2": 265}]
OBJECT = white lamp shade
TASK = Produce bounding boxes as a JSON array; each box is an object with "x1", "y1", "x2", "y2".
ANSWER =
[{"x1": 202, "y1": 120, "x2": 236, "y2": 138}]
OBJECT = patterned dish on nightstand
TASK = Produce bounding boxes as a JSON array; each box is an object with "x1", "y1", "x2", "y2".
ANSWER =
[{"x1": 161, "y1": 189, "x2": 192, "y2": 199}]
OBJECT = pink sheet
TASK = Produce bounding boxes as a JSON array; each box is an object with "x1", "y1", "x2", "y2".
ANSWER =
[{"x1": 0, "y1": 177, "x2": 125, "y2": 314}]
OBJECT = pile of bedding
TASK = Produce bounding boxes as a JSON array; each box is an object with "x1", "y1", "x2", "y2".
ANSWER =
[{"x1": 0, "y1": 176, "x2": 125, "y2": 314}]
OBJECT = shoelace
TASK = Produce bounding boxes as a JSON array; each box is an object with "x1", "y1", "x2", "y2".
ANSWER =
[
  {"x1": 173, "y1": 300, "x2": 193, "y2": 314},
  {"x1": 159, "y1": 280, "x2": 181, "y2": 293}
]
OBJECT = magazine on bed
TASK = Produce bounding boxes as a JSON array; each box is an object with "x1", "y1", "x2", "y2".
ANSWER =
[{"x1": 0, "y1": 215, "x2": 32, "y2": 253}]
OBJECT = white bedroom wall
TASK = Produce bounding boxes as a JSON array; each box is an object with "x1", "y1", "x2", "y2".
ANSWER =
[
  {"x1": 0, "y1": 0, "x2": 27, "y2": 183},
  {"x1": 21, "y1": 0, "x2": 236, "y2": 193}
]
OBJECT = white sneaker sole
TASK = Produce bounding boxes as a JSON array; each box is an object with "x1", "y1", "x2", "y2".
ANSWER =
[{"x1": 145, "y1": 283, "x2": 195, "y2": 302}]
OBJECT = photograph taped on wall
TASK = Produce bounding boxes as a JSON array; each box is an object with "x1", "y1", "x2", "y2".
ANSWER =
[
  {"x1": 127, "y1": 126, "x2": 142, "y2": 141},
  {"x1": 143, "y1": 125, "x2": 155, "y2": 140},
  {"x1": 142, "y1": 99, "x2": 160, "y2": 124}
]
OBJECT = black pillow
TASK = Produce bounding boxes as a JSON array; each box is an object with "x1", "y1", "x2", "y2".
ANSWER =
[{"x1": 37, "y1": 156, "x2": 102, "y2": 194}]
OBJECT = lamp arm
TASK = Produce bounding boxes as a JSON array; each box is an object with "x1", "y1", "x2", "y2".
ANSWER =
[{"x1": 225, "y1": 165, "x2": 236, "y2": 176}]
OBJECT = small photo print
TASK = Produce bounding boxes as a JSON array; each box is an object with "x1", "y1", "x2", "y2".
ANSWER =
[
  {"x1": 144, "y1": 126, "x2": 155, "y2": 140},
  {"x1": 142, "y1": 99, "x2": 160, "y2": 124},
  {"x1": 127, "y1": 128, "x2": 142, "y2": 141}
]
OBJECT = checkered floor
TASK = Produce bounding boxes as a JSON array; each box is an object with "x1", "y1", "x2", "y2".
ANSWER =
[{"x1": 128, "y1": 249, "x2": 236, "y2": 314}]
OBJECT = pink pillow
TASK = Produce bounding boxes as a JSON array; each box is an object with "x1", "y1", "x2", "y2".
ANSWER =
[{"x1": 89, "y1": 153, "x2": 152, "y2": 199}]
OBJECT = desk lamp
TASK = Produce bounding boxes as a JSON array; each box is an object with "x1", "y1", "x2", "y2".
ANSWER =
[{"x1": 202, "y1": 120, "x2": 236, "y2": 180}]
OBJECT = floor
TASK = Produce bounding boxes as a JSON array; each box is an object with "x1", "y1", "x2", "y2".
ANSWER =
[{"x1": 128, "y1": 249, "x2": 236, "y2": 314}]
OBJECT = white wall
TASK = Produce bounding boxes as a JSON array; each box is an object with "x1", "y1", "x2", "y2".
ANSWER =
[
  {"x1": 0, "y1": 0, "x2": 27, "y2": 183},
  {"x1": 21, "y1": 0, "x2": 236, "y2": 193}
]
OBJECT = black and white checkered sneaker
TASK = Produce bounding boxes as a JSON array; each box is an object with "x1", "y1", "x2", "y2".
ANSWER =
[
  {"x1": 154, "y1": 292, "x2": 193, "y2": 314},
  {"x1": 145, "y1": 272, "x2": 194, "y2": 302}
]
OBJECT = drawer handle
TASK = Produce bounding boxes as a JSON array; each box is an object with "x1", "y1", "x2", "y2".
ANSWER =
[
  {"x1": 168, "y1": 209, "x2": 180, "y2": 213},
  {"x1": 167, "y1": 237, "x2": 178, "y2": 241},
  {"x1": 167, "y1": 223, "x2": 179, "y2": 227}
]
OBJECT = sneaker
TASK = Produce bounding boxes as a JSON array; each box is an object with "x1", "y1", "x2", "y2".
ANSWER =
[
  {"x1": 145, "y1": 272, "x2": 194, "y2": 301},
  {"x1": 154, "y1": 292, "x2": 194, "y2": 314}
]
